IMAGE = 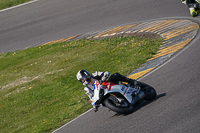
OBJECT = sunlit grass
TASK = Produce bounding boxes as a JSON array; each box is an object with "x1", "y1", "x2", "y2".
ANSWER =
[{"x1": 0, "y1": 36, "x2": 163, "y2": 132}]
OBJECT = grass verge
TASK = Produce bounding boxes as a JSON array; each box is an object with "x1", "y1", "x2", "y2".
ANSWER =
[
  {"x1": 0, "y1": 36, "x2": 163, "y2": 132},
  {"x1": 0, "y1": 0, "x2": 32, "y2": 10}
]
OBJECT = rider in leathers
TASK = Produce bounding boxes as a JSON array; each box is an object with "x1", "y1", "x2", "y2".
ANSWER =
[
  {"x1": 181, "y1": 0, "x2": 200, "y2": 17},
  {"x1": 76, "y1": 70, "x2": 136, "y2": 97},
  {"x1": 76, "y1": 70, "x2": 137, "y2": 110}
]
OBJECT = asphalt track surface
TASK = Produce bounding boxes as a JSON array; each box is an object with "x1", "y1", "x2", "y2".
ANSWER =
[{"x1": 1, "y1": 0, "x2": 200, "y2": 133}]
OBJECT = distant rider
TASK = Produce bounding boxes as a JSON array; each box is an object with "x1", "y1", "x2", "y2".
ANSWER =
[{"x1": 181, "y1": 0, "x2": 200, "y2": 17}]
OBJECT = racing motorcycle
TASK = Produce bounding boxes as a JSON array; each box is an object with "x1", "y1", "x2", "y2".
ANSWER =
[{"x1": 90, "y1": 80, "x2": 156, "y2": 114}]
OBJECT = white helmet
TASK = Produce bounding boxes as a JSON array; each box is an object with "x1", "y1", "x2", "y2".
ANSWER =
[{"x1": 76, "y1": 70, "x2": 91, "y2": 85}]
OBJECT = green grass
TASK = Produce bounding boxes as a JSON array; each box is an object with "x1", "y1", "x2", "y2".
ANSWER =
[
  {"x1": 0, "y1": 0, "x2": 32, "y2": 10},
  {"x1": 0, "y1": 36, "x2": 162, "y2": 132}
]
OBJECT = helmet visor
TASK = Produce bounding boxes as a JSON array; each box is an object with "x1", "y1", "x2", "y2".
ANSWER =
[
  {"x1": 79, "y1": 76, "x2": 90, "y2": 85},
  {"x1": 80, "y1": 77, "x2": 86, "y2": 83}
]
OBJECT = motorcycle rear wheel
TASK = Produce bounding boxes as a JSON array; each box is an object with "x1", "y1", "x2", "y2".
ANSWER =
[{"x1": 104, "y1": 96, "x2": 134, "y2": 114}]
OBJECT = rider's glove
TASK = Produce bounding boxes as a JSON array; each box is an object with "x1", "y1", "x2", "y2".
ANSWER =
[{"x1": 101, "y1": 71, "x2": 109, "y2": 82}]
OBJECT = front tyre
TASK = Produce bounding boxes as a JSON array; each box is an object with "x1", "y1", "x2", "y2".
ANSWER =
[
  {"x1": 143, "y1": 86, "x2": 157, "y2": 101},
  {"x1": 137, "y1": 81, "x2": 157, "y2": 101},
  {"x1": 104, "y1": 96, "x2": 134, "y2": 114}
]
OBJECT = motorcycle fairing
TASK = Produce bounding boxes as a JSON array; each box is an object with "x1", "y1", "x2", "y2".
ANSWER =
[
  {"x1": 90, "y1": 81, "x2": 136, "y2": 105},
  {"x1": 102, "y1": 81, "x2": 135, "y2": 103}
]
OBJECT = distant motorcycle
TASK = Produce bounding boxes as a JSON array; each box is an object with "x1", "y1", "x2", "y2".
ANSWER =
[
  {"x1": 196, "y1": 0, "x2": 200, "y2": 4},
  {"x1": 182, "y1": 0, "x2": 200, "y2": 9},
  {"x1": 90, "y1": 80, "x2": 156, "y2": 114},
  {"x1": 193, "y1": 0, "x2": 200, "y2": 9}
]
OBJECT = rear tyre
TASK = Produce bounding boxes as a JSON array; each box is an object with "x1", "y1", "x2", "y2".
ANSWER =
[{"x1": 104, "y1": 96, "x2": 134, "y2": 114}]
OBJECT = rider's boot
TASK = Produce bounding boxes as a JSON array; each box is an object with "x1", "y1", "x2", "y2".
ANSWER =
[
  {"x1": 108, "y1": 73, "x2": 137, "y2": 86},
  {"x1": 119, "y1": 74, "x2": 136, "y2": 86},
  {"x1": 128, "y1": 78, "x2": 137, "y2": 86}
]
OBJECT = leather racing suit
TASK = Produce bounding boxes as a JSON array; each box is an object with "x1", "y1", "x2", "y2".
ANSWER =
[{"x1": 84, "y1": 71, "x2": 135, "y2": 98}]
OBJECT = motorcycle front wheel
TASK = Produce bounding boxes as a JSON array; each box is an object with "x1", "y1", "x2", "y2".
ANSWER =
[
  {"x1": 138, "y1": 81, "x2": 156, "y2": 101},
  {"x1": 104, "y1": 95, "x2": 134, "y2": 114}
]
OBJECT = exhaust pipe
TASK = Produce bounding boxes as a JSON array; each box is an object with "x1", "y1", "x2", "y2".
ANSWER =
[
  {"x1": 138, "y1": 91, "x2": 145, "y2": 100},
  {"x1": 131, "y1": 91, "x2": 145, "y2": 105}
]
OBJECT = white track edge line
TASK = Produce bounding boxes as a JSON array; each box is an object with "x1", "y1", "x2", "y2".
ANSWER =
[
  {"x1": 0, "y1": 0, "x2": 39, "y2": 13},
  {"x1": 52, "y1": 108, "x2": 93, "y2": 133}
]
